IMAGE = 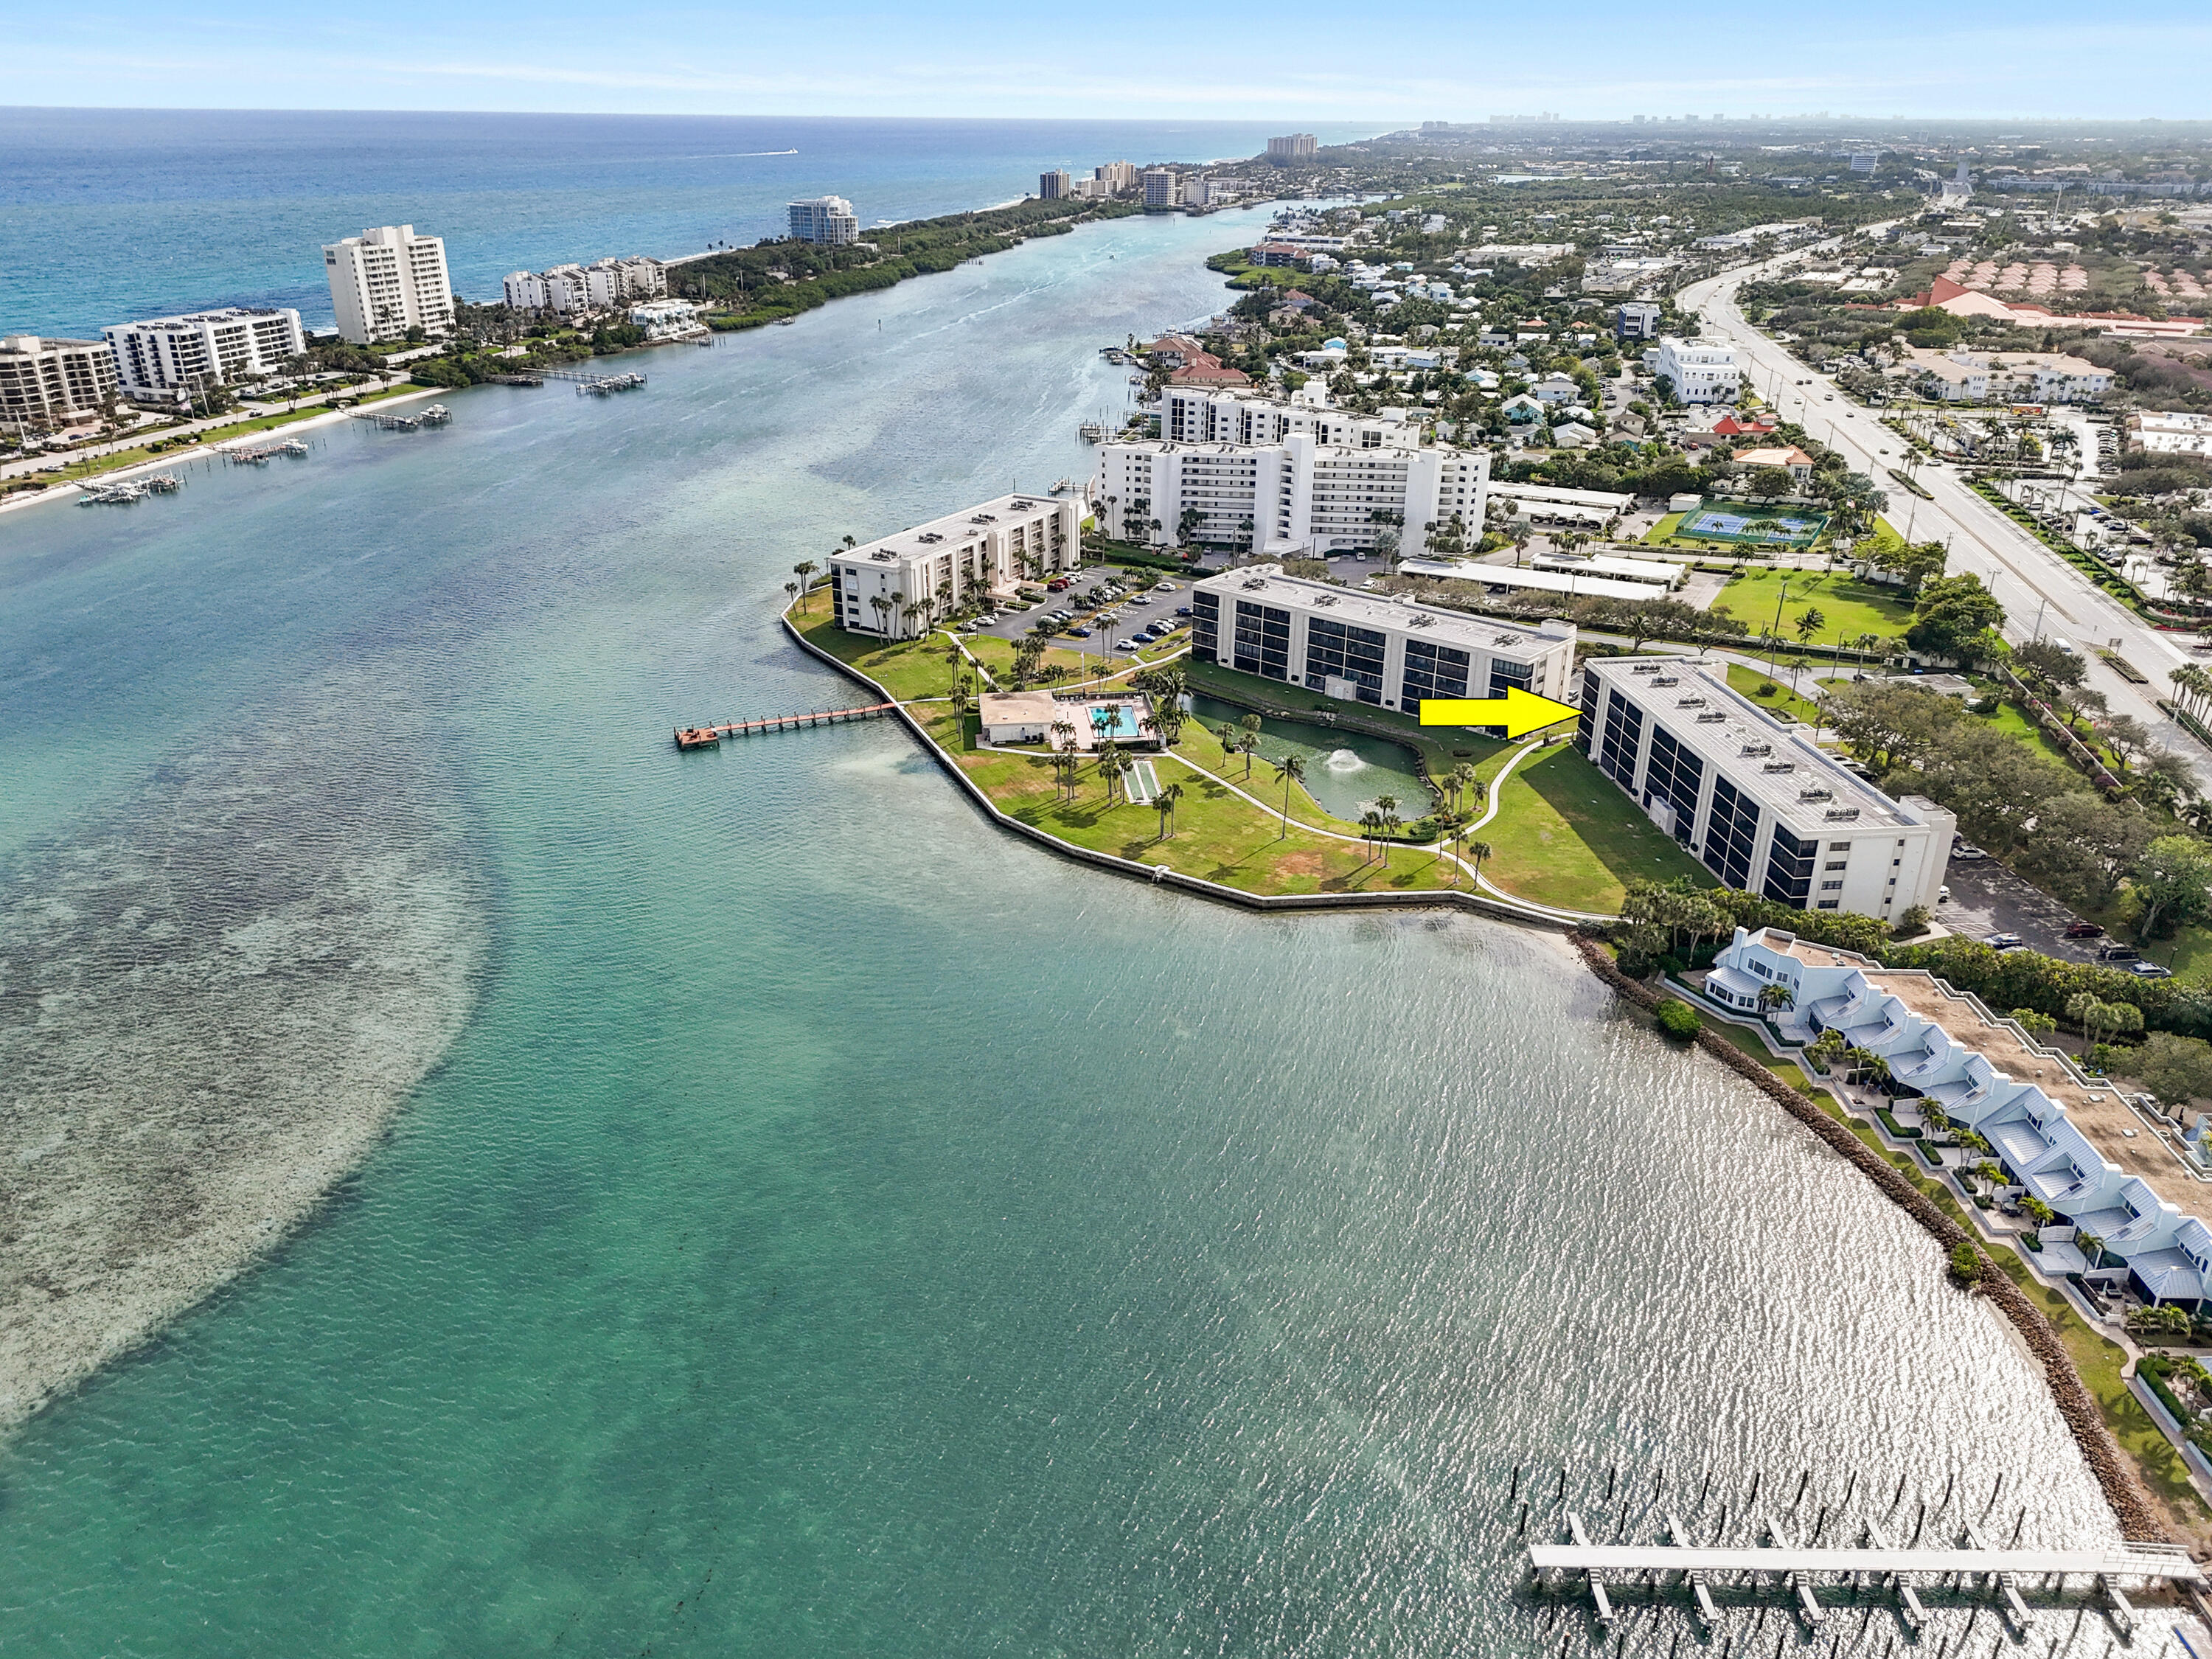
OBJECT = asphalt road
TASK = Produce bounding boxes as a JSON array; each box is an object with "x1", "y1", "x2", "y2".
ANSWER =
[{"x1": 1677, "y1": 251, "x2": 2211, "y2": 787}]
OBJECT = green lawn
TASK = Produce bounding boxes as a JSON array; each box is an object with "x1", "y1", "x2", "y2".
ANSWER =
[
  {"x1": 1724, "y1": 662, "x2": 1824, "y2": 726},
  {"x1": 1642, "y1": 512, "x2": 1686, "y2": 544},
  {"x1": 928, "y1": 709, "x2": 1455, "y2": 896},
  {"x1": 1480, "y1": 743, "x2": 1711, "y2": 913},
  {"x1": 1708, "y1": 567, "x2": 1913, "y2": 645},
  {"x1": 1183, "y1": 655, "x2": 1482, "y2": 779},
  {"x1": 6, "y1": 385, "x2": 421, "y2": 493}
]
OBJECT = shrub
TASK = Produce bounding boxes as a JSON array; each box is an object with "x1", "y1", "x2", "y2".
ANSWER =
[
  {"x1": 1653, "y1": 998, "x2": 1702, "y2": 1040},
  {"x1": 1947, "y1": 1242, "x2": 1982, "y2": 1286}
]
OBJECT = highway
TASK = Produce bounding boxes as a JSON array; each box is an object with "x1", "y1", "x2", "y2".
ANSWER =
[{"x1": 1675, "y1": 251, "x2": 2210, "y2": 785}]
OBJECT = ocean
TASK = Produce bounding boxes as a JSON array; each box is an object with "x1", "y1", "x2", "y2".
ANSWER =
[
  {"x1": 0, "y1": 108, "x2": 1379, "y2": 338},
  {"x1": 0, "y1": 119, "x2": 2158, "y2": 1655}
]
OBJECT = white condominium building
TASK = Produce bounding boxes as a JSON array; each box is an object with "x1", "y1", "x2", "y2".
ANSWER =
[
  {"x1": 2129, "y1": 410, "x2": 2212, "y2": 457},
  {"x1": 1266, "y1": 134, "x2": 1318, "y2": 161},
  {"x1": 1189, "y1": 565, "x2": 1576, "y2": 717},
  {"x1": 1096, "y1": 392, "x2": 1489, "y2": 557},
  {"x1": 0, "y1": 334, "x2": 119, "y2": 425},
  {"x1": 504, "y1": 256, "x2": 667, "y2": 316},
  {"x1": 788, "y1": 196, "x2": 860, "y2": 245},
  {"x1": 827, "y1": 493, "x2": 1082, "y2": 639},
  {"x1": 1652, "y1": 335, "x2": 1742, "y2": 404},
  {"x1": 1096, "y1": 161, "x2": 1137, "y2": 193},
  {"x1": 103, "y1": 307, "x2": 306, "y2": 404},
  {"x1": 324, "y1": 225, "x2": 454, "y2": 344},
  {"x1": 1577, "y1": 657, "x2": 1952, "y2": 918},
  {"x1": 1141, "y1": 170, "x2": 1180, "y2": 209}
]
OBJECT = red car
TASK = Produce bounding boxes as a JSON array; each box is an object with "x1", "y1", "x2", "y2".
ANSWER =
[{"x1": 2064, "y1": 921, "x2": 2106, "y2": 939}]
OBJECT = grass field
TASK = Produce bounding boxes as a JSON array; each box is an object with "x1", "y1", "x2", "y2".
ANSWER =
[
  {"x1": 1480, "y1": 743, "x2": 1711, "y2": 912},
  {"x1": 1723, "y1": 662, "x2": 1824, "y2": 726},
  {"x1": 1708, "y1": 567, "x2": 1915, "y2": 644}
]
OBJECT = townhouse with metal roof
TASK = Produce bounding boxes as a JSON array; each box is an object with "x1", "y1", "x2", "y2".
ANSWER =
[{"x1": 1705, "y1": 926, "x2": 2212, "y2": 1309}]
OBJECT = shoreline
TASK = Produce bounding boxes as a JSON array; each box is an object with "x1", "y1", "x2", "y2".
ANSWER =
[
  {"x1": 776, "y1": 594, "x2": 2183, "y2": 1548},
  {"x1": 0, "y1": 385, "x2": 448, "y2": 519}
]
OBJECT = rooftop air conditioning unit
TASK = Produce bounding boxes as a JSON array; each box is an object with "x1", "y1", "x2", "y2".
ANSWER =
[
  {"x1": 1652, "y1": 675, "x2": 1679, "y2": 686},
  {"x1": 1631, "y1": 663, "x2": 1660, "y2": 674},
  {"x1": 1824, "y1": 807, "x2": 1862, "y2": 821},
  {"x1": 1739, "y1": 742, "x2": 1771, "y2": 757},
  {"x1": 1676, "y1": 696, "x2": 1705, "y2": 707},
  {"x1": 1798, "y1": 787, "x2": 1834, "y2": 801},
  {"x1": 1761, "y1": 761, "x2": 1796, "y2": 773},
  {"x1": 1695, "y1": 712, "x2": 1728, "y2": 723},
  {"x1": 1315, "y1": 594, "x2": 1338, "y2": 607}
]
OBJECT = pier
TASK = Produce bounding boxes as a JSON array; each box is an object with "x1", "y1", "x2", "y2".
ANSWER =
[
  {"x1": 223, "y1": 438, "x2": 313, "y2": 462},
  {"x1": 536, "y1": 369, "x2": 648, "y2": 394},
  {"x1": 348, "y1": 405, "x2": 449, "y2": 431},
  {"x1": 674, "y1": 702, "x2": 896, "y2": 748}
]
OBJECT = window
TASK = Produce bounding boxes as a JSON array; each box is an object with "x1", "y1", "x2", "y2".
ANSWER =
[
  {"x1": 1643, "y1": 726, "x2": 1705, "y2": 846},
  {"x1": 1823, "y1": 860, "x2": 1848, "y2": 872},
  {"x1": 1764, "y1": 825, "x2": 1820, "y2": 906},
  {"x1": 1233, "y1": 599, "x2": 1292, "y2": 681},
  {"x1": 1304, "y1": 616, "x2": 1385, "y2": 704},
  {"x1": 1191, "y1": 590, "x2": 1220, "y2": 659},
  {"x1": 1704, "y1": 776, "x2": 1760, "y2": 891},
  {"x1": 1400, "y1": 637, "x2": 1470, "y2": 717},
  {"x1": 1573, "y1": 669, "x2": 1600, "y2": 757},
  {"x1": 1816, "y1": 900, "x2": 1841, "y2": 910},
  {"x1": 1489, "y1": 657, "x2": 1534, "y2": 698},
  {"x1": 1820, "y1": 880, "x2": 1843, "y2": 891},
  {"x1": 1599, "y1": 690, "x2": 1644, "y2": 790}
]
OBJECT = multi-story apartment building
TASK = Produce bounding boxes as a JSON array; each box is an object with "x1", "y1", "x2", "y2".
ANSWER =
[
  {"x1": 1039, "y1": 170, "x2": 1071, "y2": 200},
  {"x1": 2129, "y1": 411, "x2": 2212, "y2": 457},
  {"x1": 1096, "y1": 389, "x2": 1489, "y2": 557},
  {"x1": 0, "y1": 334, "x2": 119, "y2": 427},
  {"x1": 1188, "y1": 565, "x2": 1576, "y2": 717},
  {"x1": 787, "y1": 196, "x2": 860, "y2": 246},
  {"x1": 103, "y1": 307, "x2": 306, "y2": 405},
  {"x1": 1141, "y1": 170, "x2": 1181, "y2": 210},
  {"x1": 1615, "y1": 302, "x2": 1662, "y2": 341},
  {"x1": 1651, "y1": 336, "x2": 1741, "y2": 404},
  {"x1": 1095, "y1": 162, "x2": 1138, "y2": 194},
  {"x1": 324, "y1": 226, "x2": 453, "y2": 345},
  {"x1": 827, "y1": 494, "x2": 1082, "y2": 639},
  {"x1": 1577, "y1": 657, "x2": 1952, "y2": 919},
  {"x1": 502, "y1": 256, "x2": 668, "y2": 316},
  {"x1": 1266, "y1": 134, "x2": 1318, "y2": 161}
]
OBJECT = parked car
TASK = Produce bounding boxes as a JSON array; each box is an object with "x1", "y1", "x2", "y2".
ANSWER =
[
  {"x1": 1952, "y1": 842, "x2": 1989, "y2": 861},
  {"x1": 2096, "y1": 943, "x2": 2142, "y2": 964},
  {"x1": 1986, "y1": 933, "x2": 2025, "y2": 950},
  {"x1": 1938, "y1": 886, "x2": 1951, "y2": 903},
  {"x1": 2131, "y1": 961, "x2": 2175, "y2": 980},
  {"x1": 2063, "y1": 921, "x2": 2107, "y2": 939},
  {"x1": 1066, "y1": 626, "x2": 1092, "y2": 639},
  {"x1": 1175, "y1": 605, "x2": 1193, "y2": 616},
  {"x1": 1156, "y1": 580, "x2": 1180, "y2": 591},
  {"x1": 1046, "y1": 578, "x2": 1071, "y2": 591}
]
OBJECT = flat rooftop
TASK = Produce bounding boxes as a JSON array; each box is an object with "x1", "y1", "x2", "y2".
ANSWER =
[
  {"x1": 1402, "y1": 558, "x2": 1664, "y2": 604},
  {"x1": 1206, "y1": 566, "x2": 1572, "y2": 653},
  {"x1": 1778, "y1": 936, "x2": 2212, "y2": 1227},
  {"x1": 1593, "y1": 656, "x2": 1921, "y2": 830},
  {"x1": 841, "y1": 492, "x2": 1063, "y2": 566}
]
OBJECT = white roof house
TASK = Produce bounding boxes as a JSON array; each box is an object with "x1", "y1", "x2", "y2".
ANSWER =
[{"x1": 1708, "y1": 926, "x2": 2212, "y2": 1307}]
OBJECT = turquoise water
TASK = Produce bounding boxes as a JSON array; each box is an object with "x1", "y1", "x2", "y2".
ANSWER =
[
  {"x1": 1187, "y1": 693, "x2": 1430, "y2": 821},
  {"x1": 0, "y1": 210, "x2": 2146, "y2": 1655}
]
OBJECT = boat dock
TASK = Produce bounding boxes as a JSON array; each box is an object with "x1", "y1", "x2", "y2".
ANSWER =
[
  {"x1": 348, "y1": 405, "x2": 449, "y2": 431},
  {"x1": 224, "y1": 438, "x2": 313, "y2": 463},
  {"x1": 674, "y1": 702, "x2": 896, "y2": 749},
  {"x1": 537, "y1": 369, "x2": 648, "y2": 395},
  {"x1": 77, "y1": 473, "x2": 181, "y2": 504}
]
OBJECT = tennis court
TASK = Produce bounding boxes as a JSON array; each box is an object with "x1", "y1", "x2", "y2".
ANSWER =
[{"x1": 1677, "y1": 500, "x2": 1829, "y2": 547}]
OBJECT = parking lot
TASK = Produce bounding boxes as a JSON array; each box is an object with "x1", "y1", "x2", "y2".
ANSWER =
[
  {"x1": 963, "y1": 567, "x2": 1193, "y2": 661},
  {"x1": 1938, "y1": 855, "x2": 2105, "y2": 964}
]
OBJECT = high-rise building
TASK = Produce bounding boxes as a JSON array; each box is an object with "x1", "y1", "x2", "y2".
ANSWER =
[
  {"x1": 103, "y1": 308, "x2": 306, "y2": 405},
  {"x1": 1141, "y1": 169, "x2": 1180, "y2": 209},
  {"x1": 1266, "y1": 134, "x2": 1318, "y2": 161},
  {"x1": 1094, "y1": 161, "x2": 1137, "y2": 194},
  {"x1": 323, "y1": 226, "x2": 453, "y2": 344},
  {"x1": 0, "y1": 334, "x2": 119, "y2": 427},
  {"x1": 787, "y1": 196, "x2": 860, "y2": 245},
  {"x1": 1039, "y1": 170, "x2": 1071, "y2": 201}
]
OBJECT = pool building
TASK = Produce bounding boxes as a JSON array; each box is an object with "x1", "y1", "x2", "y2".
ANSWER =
[
  {"x1": 1186, "y1": 565, "x2": 1576, "y2": 719},
  {"x1": 1579, "y1": 656, "x2": 1952, "y2": 921},
  {"x1": 977, "y1": 692, "x2": 1159, "y2": 750}
]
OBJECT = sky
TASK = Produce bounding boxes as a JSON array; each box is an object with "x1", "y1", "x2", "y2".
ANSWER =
[{"x1": 13, "y1": 0, "x2": 2212, "y2": 122}]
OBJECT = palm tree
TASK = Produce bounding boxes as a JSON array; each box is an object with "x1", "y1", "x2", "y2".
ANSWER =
[
  {"x1": 869, "y1": 594, "x2": 893, "y2": 634},
  {"x1": 1159, "y1": 781, "x2": 1184, "y2": 838},
  {"x1": 1373, "y1": 795, "x2": 1399, "y2": 867},
  {"x1": 1758, "y1": 982, "x2": 1795, "y2": 1013},
  {"x1": 1272, "y1": 752, "x2": 1307, "y2": 837},
  {"x1": 1097, "y1": 738, "x2": 1121, "y2": 803},
  {"x1": 785, "y1": 580, "x2": 800, "y2": 610},
  {"x1": 1445, "y1": 762, "x2": 1477, "y2": 817},
  {"x1": 1238, "y1": 714, "x2": 1262, "y2": 779},
  {"x1": 793, "y1": 560, "x2": 818, "y2": 611},
  {"x1": 1358, "y1": 809, "x2": 1384, "y2": 862}
]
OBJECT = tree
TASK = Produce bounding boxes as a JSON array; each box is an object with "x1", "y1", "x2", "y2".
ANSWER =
[
  {"x1": 1444, "y1": 762, "x2": 1477, "y2": 816},
  {"x1": 2101, "y1": 715, "x2": 2153, "y2": 777},
  {"x1": 1271, "y1": 753, "x2": 1307, "y2": 837},
  {"x1": 1794, "y1": 605, "x2": 1826, "y2": 643},
  {"x1": 2012, "y1": 639, "x2": 2086, "y2": 693},
  {"x1": 793, "y1": 560, "x2": 818, "y2": 611},
  {"x1": 2135, "y1": 1032, "x2": 2212, "y2": 1107},
  {"x1": 1748, "y1": 466, "x2": 1794, "y2": 500},
  {"x1": 785, "y1": 580, "x2": 800, "y2": 609},
  {"x1": 1906, "y1": 574, "x2": 2005, "y2": 663},
  {"x1": 1237, "y1": 714, "x2": 1262, "y2": 779},
  {"x1": 2011, "y1": 1008, "x2": 2059, "y2": 1040},
  {"x1": 1758, "y1": 981, "x2": 1795, "y2": 1012},
  {"x1": 2134, "y1": 835, "x2": 2212, "y2": 938},
  {"x1": 2014, "y1": 794, "x2": 2152, "y2": 909},
  {"x1": 1156, "y1": 779, "x2": 1184, "y2": 841}
]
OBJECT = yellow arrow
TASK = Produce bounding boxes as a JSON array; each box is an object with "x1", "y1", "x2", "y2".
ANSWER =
[{"x1": 1418, "y1": 685, "x2": 1582, "y2": 737}]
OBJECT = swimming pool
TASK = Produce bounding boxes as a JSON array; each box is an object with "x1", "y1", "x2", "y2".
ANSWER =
[{"x1": 1088, "y1": 704, "x2": 1144, "y2": 740}]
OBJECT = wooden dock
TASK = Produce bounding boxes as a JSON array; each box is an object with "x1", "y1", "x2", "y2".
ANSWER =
[{"x1": 675, "y1": 702, "x2": 896, "y2": 749}]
